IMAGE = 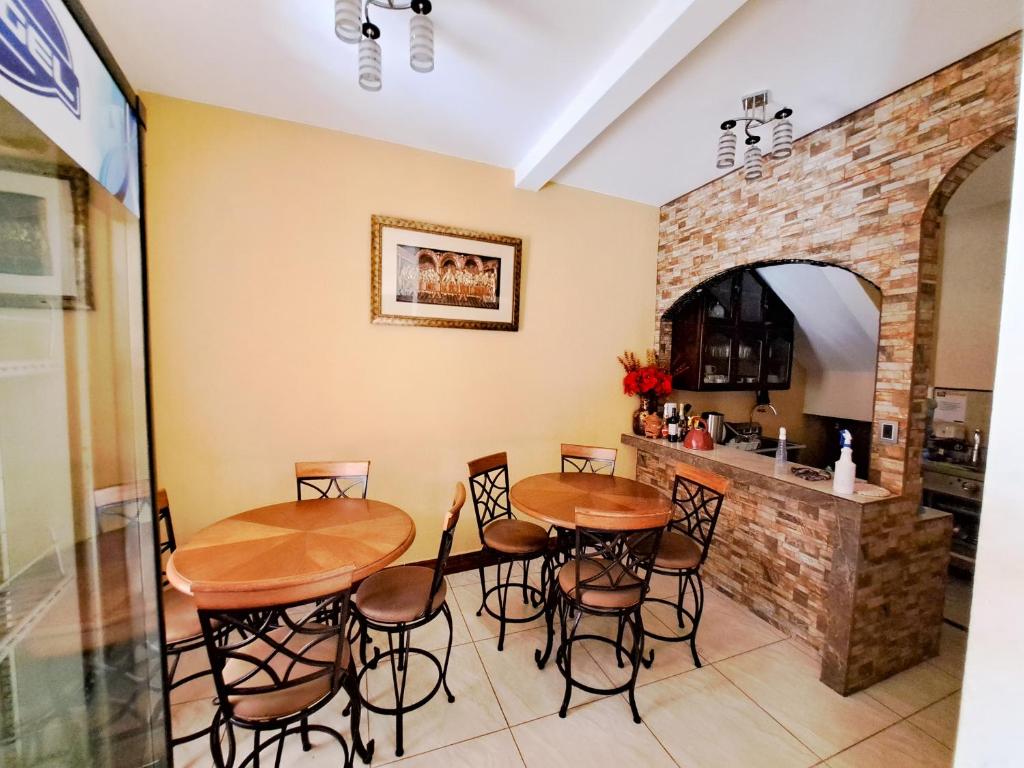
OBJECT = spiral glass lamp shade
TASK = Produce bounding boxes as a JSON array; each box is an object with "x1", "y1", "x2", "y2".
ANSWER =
[
  {"x1": 772, "y1": 118, "x2": 794, "y2": 159},
  {"x1": 743, "y1": 145, "x2": 764, "y2": 181},
  {"x1": 359, "y1": 37, "x2": 382, "y2": 92},
  {"x1": 716, "y1": 130, "x2": 737, "y2": 169},
  {"x1": 409, "y1": 13, "x2": 434, "y2": 73},
  {"x1": 335, "y1": 0, "x2": 362, "y2": 43}
]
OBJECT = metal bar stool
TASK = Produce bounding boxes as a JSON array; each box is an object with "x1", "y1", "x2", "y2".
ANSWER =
[
  {"x1": 295, "y1": 461, "x2": 371, "y2": 500},
  {"x1": 467, "y1": 452, "x2": 550, "y2": 651},
  {"x1": 197, "y1": 566, "x2": 372, "y2": 768},
  {"x1": 560, "y1": 443, "x2": 618, "y2": 474},
  {"x1": 352, "y1": 483, "x2": 465, "y2": 757},
  {"x1": 542, "y1": 505, "x2": 670, "y2": 723},
  {"x1": 642, "y1": 463, "x2": 729, "y2": 667}
]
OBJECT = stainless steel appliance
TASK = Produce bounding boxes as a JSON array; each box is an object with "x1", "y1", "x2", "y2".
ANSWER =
[
  {"x1": 923, "y1": 462, "x2": 984, "y2": 573},
  {"x1": 702, "y1": 411, "x2": 726, "y2": 444}
]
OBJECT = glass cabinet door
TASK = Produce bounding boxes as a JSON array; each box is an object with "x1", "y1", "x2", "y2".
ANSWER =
[
  {"x1": 704, "y1": 278, "x2": 734, "y2": 322},
  {"x1": 738, "y1": 271, "x2": 765, "y2": 323},
  {"x1": 701, "y1": 331, "x2": 733, "y2": 385},
  {"x1": 0, "y1": 96, "x2": 163, "y2": 765},
  {"x1": 765, "y1": 332, "x2": 793, "y2": 386},
  {"x1": 735, "y1": 332, "x2": 763, "y2": 386}
]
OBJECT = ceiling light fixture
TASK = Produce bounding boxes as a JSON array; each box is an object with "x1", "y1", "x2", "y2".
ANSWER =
[
  {"x1": 335, "y1": 0, "x2": 434, "y2": 92},
  {"x1": 716, "y1": 91, "x2": 793, "y2": 181}
]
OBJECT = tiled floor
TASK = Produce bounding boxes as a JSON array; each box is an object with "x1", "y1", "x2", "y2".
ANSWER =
[{"x1": 172, "y1": 572, "x2": 965, "y2": 767}]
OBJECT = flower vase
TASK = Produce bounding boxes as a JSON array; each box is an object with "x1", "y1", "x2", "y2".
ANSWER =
[{"x1": 632, "y1": 396, "x2": 657, "y2": 436}]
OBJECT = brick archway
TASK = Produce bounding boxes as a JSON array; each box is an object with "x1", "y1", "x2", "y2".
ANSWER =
[{"x1": 908, "y1": 127, "x2": 1016, "y2": 495}]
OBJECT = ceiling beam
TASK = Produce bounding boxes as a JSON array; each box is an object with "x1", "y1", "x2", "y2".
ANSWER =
[{"x1": 514, "y1": 0, "x2": 748, "y2": 192}]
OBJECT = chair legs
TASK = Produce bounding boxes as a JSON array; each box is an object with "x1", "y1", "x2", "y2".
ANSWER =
[
  {"x1": 355, "y1": 604, "x2": 456, "y2": 758},
  {"x1": 643, "y1": 568, "x2": 705, "y2": 668},
  {"x1": 475, "y1": 555, "x2": 546, "y2": 651},
  {"x1": 551, "y1": 597, "x2": 647, "y2": 722}
]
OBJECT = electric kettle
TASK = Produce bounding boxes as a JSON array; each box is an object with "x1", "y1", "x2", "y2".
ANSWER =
[{"x1": 683, "y1": 418, "x2": 715, "y2": 451}]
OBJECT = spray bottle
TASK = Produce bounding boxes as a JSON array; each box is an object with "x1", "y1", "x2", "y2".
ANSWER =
[{"x1": 833, "y1": 429, "x2": 856, "y2": 495}]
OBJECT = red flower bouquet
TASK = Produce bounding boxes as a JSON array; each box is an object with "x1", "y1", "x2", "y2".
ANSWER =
[
  {"x1": 618, "y1": 350, "x2": 678, "y2": 436},
  {"x1": 618, "y1": 351, "x2": 673, "y2": 399}
]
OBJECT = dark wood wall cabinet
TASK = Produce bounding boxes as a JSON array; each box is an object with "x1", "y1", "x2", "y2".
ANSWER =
[{"x1": 669, "y1": 269, "x2": 795, "y2": 391}]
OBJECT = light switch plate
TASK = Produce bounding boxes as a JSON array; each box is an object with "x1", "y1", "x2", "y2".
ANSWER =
[{"x1": 880, "y1": 421, "x2": 899, "y2": 444}]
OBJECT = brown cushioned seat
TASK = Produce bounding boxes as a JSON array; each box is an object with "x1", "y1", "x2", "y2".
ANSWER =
[
  {"x1": 162, "y1": 586, "x2": 203, "y2": 644},
  {"x1": 557, "y1": 559, "x2": 643, "y2": 609},
  {"x1": 654, "y1": 532, "x2": 703, "y2": 570},
  {"x1": 482, "y1": 518, "x2": 549, "y2": 555},
  {"x1": 354, "y1": 565, "x2": 446, "y2": 624},
  {"x1": 225, "y1": 627, "x2": 349, "y2": 722}
]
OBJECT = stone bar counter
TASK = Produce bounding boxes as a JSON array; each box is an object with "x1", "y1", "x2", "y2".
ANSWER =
[{"x1": 622, "y1": 433, "x2": 953, "y2": 694}]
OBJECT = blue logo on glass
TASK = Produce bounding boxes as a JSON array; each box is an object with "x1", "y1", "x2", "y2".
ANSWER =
[{"x1": 0, "y1": 0, "x2": 80, "y2": 117}]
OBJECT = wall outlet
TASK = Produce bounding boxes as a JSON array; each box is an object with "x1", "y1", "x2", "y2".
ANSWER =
[{"x1": 880, "y1": 421, "x2": 899, "y2": 444}]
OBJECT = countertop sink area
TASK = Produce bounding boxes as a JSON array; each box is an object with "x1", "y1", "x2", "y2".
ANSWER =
[{"x1": 726, "y1": 435, "x2": 806, "y2": 457}]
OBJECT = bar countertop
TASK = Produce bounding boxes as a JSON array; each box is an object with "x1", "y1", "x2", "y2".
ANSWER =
[{"x1": 622, "y1": 433, "x2": 895, "y2": 505}]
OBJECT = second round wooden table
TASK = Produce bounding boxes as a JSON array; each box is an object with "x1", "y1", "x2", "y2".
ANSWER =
[
  {"x1": 509, "y1": 472, "x2": 668, "y2": 529},
  {"x1": 167, "y1": 497, "x2": 415, "y2": 607}
]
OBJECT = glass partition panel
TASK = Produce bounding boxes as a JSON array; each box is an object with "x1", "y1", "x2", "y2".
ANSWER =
[{"x1": 0, "y1": 93, "x2": 164, "y2": 766}]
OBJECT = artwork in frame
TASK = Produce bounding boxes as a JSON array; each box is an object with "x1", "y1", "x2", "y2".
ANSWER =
[
  {"x1": 0, "y1": 159, "x2": 91, "y2": 309},
  {"x1": 371, "y1": 215, "x2": 521, "y2": 331}
]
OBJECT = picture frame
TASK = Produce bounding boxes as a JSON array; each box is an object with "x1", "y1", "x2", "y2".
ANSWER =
[
  {"x1": 371, "y1": 215, "x2": 521, "y2": 331},
  {"x1": 0, "y1": 159, "x2": 91, "y2": 310}
]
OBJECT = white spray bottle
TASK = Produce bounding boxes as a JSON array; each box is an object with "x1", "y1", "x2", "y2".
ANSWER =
[{"x1": 833, "y1": 429, "x2": 856, "y2": 495}]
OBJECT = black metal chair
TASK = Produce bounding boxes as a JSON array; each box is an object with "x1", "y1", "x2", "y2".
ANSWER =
[
  {"x1": 352, "y1": 483, "x2": 465, "y2": 757},
  {"x1": 95, "y1": 485, "x2": 213, "y2": 750},
  {"x1": 467, "y1": 452, "x2": 549, "y2": 651},
  {"x1": 642, "y1": 462, "x2": 729, "y2": 667},
  {"x1": 197, "y1": 567, "x2": 372, "y2": 768},
  {"x1": 538, "y1": 505, "x2": 670, "y2": 723},
  {"x1": 560, "y1": 443, "x2": 617, "y2": 474},
  {"x1": 295, "y1": 461, "x2": 371, "y2": 500},
  {"x1": 155, "y1": 489, "x2": 226, "y2": 750}
]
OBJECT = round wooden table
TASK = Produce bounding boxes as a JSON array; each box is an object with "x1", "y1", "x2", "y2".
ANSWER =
[
  {"x1": 167, "y1": 498, "x2": 415, "y2": 608},
  {"x1": 509, "y1": 472, "x2": 669, "y2": 529}
]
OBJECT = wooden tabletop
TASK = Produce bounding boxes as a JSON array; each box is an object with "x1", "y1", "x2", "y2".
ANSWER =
[
  {"x1": 167, "y1": 498, "x2": 415, "y2": 609},
  {"x1": 509, "y1": 473, "x2": 669, "y2": 529}
]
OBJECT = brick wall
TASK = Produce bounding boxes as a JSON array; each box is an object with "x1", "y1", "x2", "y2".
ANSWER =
[
  {"x1": 628, "y1": 435, "x2": 953, "y2": 693},
  {"x1": 656, "y1": 35, "x2": 1019, "y2": 496}
]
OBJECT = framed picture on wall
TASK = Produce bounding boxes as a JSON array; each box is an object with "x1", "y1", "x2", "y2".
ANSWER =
[
  {"x1": 0, "y1": 161, "x2": 91, "y2": 310},
  {"x1": 371, "y1": 215, "x2": 521, "y2": 331}
]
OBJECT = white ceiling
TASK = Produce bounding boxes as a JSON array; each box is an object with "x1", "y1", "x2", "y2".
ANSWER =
[
  {"x1": 757, "y1": 265, "x2": 880, "y2": 375},
  {"x1": 83, "y1": 0, "x2": 1022, "y2": 206}
]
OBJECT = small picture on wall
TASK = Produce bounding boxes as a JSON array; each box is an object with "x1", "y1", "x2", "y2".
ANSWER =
[
  {"x1": 395, "y1": 244, "x2": 501, "y2": 311},
  {"x1": 0, "y1": 161, "x2": 91, "y2": 309},
  {"x1": 372, "y1": 215, "x2": 521, "y2": 331}
]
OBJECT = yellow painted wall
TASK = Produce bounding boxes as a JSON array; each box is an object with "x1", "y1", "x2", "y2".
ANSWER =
[{"x1": 142, "y1": 94, "x2": 659, "y2": 561}]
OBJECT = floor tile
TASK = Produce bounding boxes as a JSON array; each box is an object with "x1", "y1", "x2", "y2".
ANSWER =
[
  {"x1": 451, "y1": 583, "x2": 548, "y2": 644},
  {"x1": 825, "y1": 721, "x2": 952, "y2": 768},
  {"x1": 170, "y1": 699, "x2": 220, "y2": 768},
  {"x1": 446, "y1": 569, "x2": 483, "y2": 589},
  {"x1": 637, "y1": 665, "x2": 818, "y2": 768},
  {"x1": 909, "y1": 693, "x2": 960, "y2": 750},
  {"x1": 863, "y1": 660, "x2": 960, "y2": 717},
  {"x1": 581, "y1": 609, "x2": 698, "y2": 688},
  {"x1": 395, "y1": 601, "x2": 472, "y2": 653},
  {"x1": 364, "y1": 644, "x2": 506, "y2": 762},
  {"x1": 646, "y1": 587, "x2": 785, "y2": 663},
  {"x1": 388, "y1": 730, "x2": 524, "y2": 768},
  {"x1": 511, "y1": 695, "x2": 676, "y2": 768},
  {"x1": 477, "y1": 625, "x2": 611, "y2": 725},
  {"x1": 927, "y1": 625, "x2": 968, "y2": 679},
  {"x1": 716, "y1": 641, "x2": 899, "y2": 759}
]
